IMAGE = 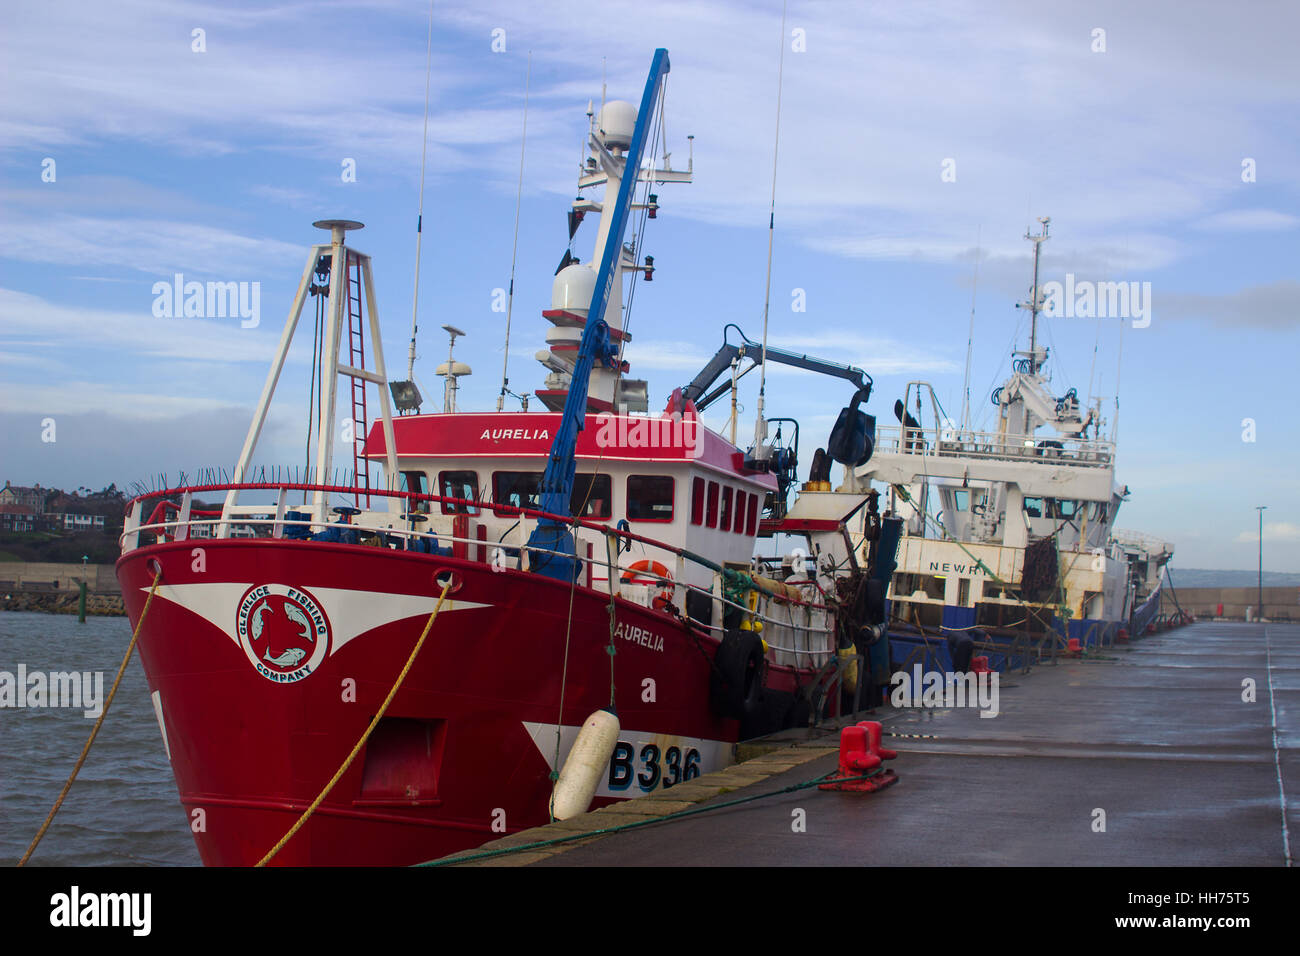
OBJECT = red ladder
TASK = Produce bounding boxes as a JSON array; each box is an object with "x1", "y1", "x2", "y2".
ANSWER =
[{"x1": 345, "y1": 251, "x2": 370, "y2": 507}]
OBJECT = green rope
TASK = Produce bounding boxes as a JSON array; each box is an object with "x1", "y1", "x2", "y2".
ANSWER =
[{"x1": 415, "y1": 769, "x2": 888, "y2": 867}]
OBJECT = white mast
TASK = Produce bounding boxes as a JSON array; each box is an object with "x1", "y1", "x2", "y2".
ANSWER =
[{"x1": 222, "y1": 220, "x2": 401, "y2": 532}]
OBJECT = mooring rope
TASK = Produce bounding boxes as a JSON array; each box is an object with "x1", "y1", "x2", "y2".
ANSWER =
[
  {"x1": 18, "y1": 566, "x2": 164, "y2": 866},
  {"x1": 255, "y1": 580, "x2": 453, "y2": 866}
]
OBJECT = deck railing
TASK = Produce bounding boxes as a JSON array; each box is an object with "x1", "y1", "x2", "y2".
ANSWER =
[
  {"x1": 120, "y1": 482, "x2": 839, "y2": 663},
  {"x1": 874, "y1": 424, "x2": 1114, "y2": 468}
]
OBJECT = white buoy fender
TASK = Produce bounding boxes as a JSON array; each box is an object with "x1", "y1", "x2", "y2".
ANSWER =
[{"x1": 551, "y1": 708, "x2": 620, "y2": 820}]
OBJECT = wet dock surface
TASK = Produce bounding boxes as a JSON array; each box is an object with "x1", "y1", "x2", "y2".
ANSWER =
[{"x1": 534, "y1": 623, "x2": 1297, "y2": 866}]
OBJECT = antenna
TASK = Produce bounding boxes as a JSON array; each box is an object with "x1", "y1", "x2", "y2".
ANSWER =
[
  {"x1": 961, "y1": 226, "x2": 981, "y2": 434},
  {"x1": 1016, "y1": 216, "x2": 1050, "y2": 374},
  {"x1": 437, "y1": 325, "x2": 470, "y2": 413},
  {"x1": 498, "y1": 53, "x2": 532, "y2": 412},
  {"x1": 402, "y1": 0, "x2": 435, "y2": 401},
  {"x1": 753, "y1": 0, "x2": 789, "y2": 460}
]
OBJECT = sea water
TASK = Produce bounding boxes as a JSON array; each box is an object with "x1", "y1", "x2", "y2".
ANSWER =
[{"x1": 0, "y1": 611, "x2": 200, "y2": 866}]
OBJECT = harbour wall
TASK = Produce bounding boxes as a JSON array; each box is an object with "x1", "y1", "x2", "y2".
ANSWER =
[
  {"x1": 0, "y1": 562, "x2": 125, "y2": 615},
  {"x1": 1170, "y1": 585, "x2": 1297, "y2": 622}
]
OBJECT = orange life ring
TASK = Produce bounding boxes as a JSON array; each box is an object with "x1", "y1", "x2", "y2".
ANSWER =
[{"x1": 620, "y1": 559, "x2": 674, "y2": 611}]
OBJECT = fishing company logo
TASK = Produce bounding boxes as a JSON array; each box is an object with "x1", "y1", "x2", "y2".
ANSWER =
[{"x1": 235, "y1": 584, "x2": 330, "y2": 683}]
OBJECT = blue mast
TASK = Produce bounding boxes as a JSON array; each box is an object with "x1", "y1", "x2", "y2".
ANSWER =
[{"x1": 527, "y1": 48, "x2": 670, "y2": 581}]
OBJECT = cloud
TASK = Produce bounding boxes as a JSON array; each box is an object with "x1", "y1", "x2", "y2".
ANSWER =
[
  {"x1": 1236, "y1": 522, "x2": 1300, "y2": 543},
  {"x1": 0, "y1": 407, "x2": 290, "y2": 492},
  {"x1": 1159, "y1": 281, "x2": 1300, "y2": 329},
  {"x1": 629, "y1": 330, "x2": 959, "y2": 380},
  {"x1": 4, "y1": 0, "x2": 1298, "y2": 277},
  {"x1": 1194, "y1": 209, "x2": 1300, "y2": 232},
  {"x1": 767, "y1": 331, "x2": 961, "y2": 376},
  {"x1": 621, "y1": 340, "x2": 711, "y2": 371},
  {"x1": 0, "y1": 287, "x2": 300, "y2": 375},
  {"x1": 0, "y1": 215, "x2": 303, "y2": 277}
]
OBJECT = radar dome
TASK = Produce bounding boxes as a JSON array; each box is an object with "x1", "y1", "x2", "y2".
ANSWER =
[
  {"x1": 552, "y1": 264, "x2": 596, "y2": 313},
  {"x1": 597, "y1": 101, "x2": 638, "y2": 150}
]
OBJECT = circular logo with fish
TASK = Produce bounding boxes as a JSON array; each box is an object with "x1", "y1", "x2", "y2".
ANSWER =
[{"x1": 235, "y1": 584, "x2": 331, "y2": 684}]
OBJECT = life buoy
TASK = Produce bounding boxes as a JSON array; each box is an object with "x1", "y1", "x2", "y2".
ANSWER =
[{"x1": 620, "y1": 559, "x2": 673, "y2": 610}]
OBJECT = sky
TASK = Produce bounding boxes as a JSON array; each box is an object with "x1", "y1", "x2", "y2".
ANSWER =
[{"x1": 1, "y1": 0, "x2": 1297, "y2": 572}]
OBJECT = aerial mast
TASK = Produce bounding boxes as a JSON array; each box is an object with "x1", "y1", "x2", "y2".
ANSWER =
[
  {"x1": 960, "y1": 227, "x2": 981, "y2": 435},
  {"x1": 1021, "y1": 216, "x2": 1050, "y2": 374}
]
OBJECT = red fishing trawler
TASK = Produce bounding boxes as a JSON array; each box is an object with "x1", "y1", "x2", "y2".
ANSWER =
[{"x1": 116, "y1": 50, "x2": 898, "y2": 866}]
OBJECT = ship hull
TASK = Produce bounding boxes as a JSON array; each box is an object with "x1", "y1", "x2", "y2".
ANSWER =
[
  {"x1": 116, "y1": 539, "x2": 805, "y2": 866},
  {"x1": 885, "y1": 611, "x2": 1124, "y2": 674}
]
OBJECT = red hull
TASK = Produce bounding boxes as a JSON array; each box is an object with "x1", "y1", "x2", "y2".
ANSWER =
[{"x1": 116, "y1": 539, "x2": 811, "y2": 866}]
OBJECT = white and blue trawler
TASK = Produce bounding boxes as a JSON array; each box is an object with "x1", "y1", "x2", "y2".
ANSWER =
[{"x1": 852, "y1": 219, "x2": 1173, "y2": 674}]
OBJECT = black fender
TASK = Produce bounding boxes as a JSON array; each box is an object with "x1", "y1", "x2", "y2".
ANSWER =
[{"x1": 709, "y1": 629, "x2": 766, "y2": 720}]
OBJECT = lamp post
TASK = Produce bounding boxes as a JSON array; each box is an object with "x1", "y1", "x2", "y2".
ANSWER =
[{"x1": 1256, "y1": 506, "x2": 1266, "y2": 622}]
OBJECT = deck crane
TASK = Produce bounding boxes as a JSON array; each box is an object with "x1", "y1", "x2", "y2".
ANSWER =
[
  {"x1": 676, "y1": 324, "x2": 878, "y2": 515},
  {"x1": 525, "y1": 49, "x2": 670, "y2": 582}
]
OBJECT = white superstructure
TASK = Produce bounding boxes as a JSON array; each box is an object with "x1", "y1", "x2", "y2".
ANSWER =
[{"x1": 852, "y1": 219, "x2": 1171, "y2": 637}]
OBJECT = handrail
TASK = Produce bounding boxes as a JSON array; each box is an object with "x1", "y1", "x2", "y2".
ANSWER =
[
  {"x1": 121, "y1": 481, "x2": 835, "y2": 613},
  {"x1": 873, "y1": 423, "x2": 1113, "y2": 466},
  {"x1": 123, "y1": 512, "x2": 835, "y2": 652}
]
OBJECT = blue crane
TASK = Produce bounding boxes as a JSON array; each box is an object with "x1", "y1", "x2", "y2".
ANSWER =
[{"x1": 526, "y1": 49, "x2": 670, "y2": 582}]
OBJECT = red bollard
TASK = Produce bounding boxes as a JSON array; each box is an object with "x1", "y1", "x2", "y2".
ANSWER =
[
  {"x1": 971, "y1": 655, "x2": 992, "y2": 673},
  {"x1": 1117, "y1": 628, "x2": 1129, "y2": 644},
  {"x1": 819, "y1": 721, "x2": 899, "y2": 793},
  {"x1": 1065, "y1": 638, "x2": 1082, "y2": 657},
  {"x1": 860, "y1": 720, "x2": 898, "y2": 761}
]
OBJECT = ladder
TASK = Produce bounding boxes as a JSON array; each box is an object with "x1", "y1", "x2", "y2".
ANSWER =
[{"x1": 345, "y1": 251, "x2": 370, "y2": 507}]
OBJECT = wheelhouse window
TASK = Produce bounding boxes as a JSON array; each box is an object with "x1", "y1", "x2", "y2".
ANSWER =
[
  {"x1": 746, "y1": 494, "x2": 759, "y2": 535},
  {"x1": 691, "y1": 477, "x2": 705, "y2": 525},
  {"x1": 626, "y1": 475, "x2": 673, "y2": 522},
  {"x1": 733, "y1": 492, "x2": 748, "y2": 533},
  {"x1": 1050, "y1": 498, "x2": 1078, "y2": 519},
  {"x1": 438, "y1": 470, "x2": 480, "y2": 515},
  {"x1": 1023, "y1": 497, "x2": 1044, "y2": 519},
  {"x1": 705, "y1": 481, "x2": 719, "y2": 528},
  {"x1": 719, "y1": 487, "x2": 733, "y2": 531},
  {"x1": 492, "y1": 471, "x2": 542, "y2": 515},
  {"x1": 492, "y1": 471, "x2": 610, "y2": 518},
  {"x1": 401, "y1": 471, "x2": 430, "y2": 514},
  {"x1": 572, "y1": 474, "x2": 612, "y2": 519}
]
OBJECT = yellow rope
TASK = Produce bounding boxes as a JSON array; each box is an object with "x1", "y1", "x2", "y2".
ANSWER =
[
  {"x1": 18, "y1": 567, "x2": 163, "y2": 866},
  {"x1": 255, "y1": 581, "x2": 453, "y2": 867}
]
